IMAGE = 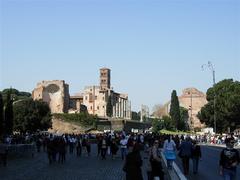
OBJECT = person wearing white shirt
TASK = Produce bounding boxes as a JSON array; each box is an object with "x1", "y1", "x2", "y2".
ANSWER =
[
  {"x1": 163, "y1": 135, "x2": 176, "y2": 169},
  {"x1": 120, "y1": 135, "x2": 128, "y2": 160}
]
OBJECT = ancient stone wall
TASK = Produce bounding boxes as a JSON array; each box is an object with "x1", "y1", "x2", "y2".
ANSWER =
[
  {"x1": 178, "y1": 88, "x2": 207, "y2": 129},
  {"x1": 32, "y1": 80, "x2": 70, "y2": 113}
]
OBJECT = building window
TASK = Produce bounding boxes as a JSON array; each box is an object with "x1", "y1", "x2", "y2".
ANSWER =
[
  {"x1": 95, "y1": 96, "x2": 97, "y2": 99},
  {"x1": 102, "y1": 97, "x2": 104, "y2": 100},
  {"x1": 103, "y1": 106, "x2": 105, "y2": 108},
  {"x1": 85, "y1": 96, "x2": 88, "y2": 100},
  {"x1": 97, "y1": 106, "x2": 99, "y2": 110},
  {"x1": 90, "y1": 89, "x2": 92, "y2": 91},
  {"x1": 90, "y1": 106, "x2": 92, "y2": 110}
]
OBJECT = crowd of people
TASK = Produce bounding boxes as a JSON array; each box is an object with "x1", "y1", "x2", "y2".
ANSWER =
[{"x1": 1, "y1": 131, "x2": 240, "y2": 180}]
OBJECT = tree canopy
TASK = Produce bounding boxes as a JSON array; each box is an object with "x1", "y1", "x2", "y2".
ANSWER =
[
  {"x1": 180, "y1": 106, "x2": 189, "y2": 131},
  {"x1": 151, "y1": 116, "x2": 175, "y2": 132},
  {"x1": 1, "y1": 88, "x2": 31, "y2": 103},
  {"x1": 131, "y1": 111, "x2": 141, "y2": 121},
  {"x1": 152, "y1": 104, "x2": 167, "y2": 118},
  {"x1": 198, "y1": 79, "x2": 240, "y2": 133},
  {"x1": 4, "y1": 91, "x2": 14, "y2": 135},
  {"x1": 106, "y1": 95, "x2": 113, "y2": 117},
  {"x1": 13, "y1": 99, "x2": 52, "y2": 133},
  {"x1": 0, "y1": 93, "x2": 4, "y2": 137}
]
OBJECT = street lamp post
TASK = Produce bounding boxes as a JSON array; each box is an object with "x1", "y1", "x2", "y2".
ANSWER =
[
  {"x1": 202, "y1": 61, "x2": 216, "y2": 133},
  {"x1": 188, "y1": 90, "x2": 193, "y2": 130}
]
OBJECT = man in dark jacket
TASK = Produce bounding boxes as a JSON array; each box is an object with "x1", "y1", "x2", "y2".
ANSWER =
[
  {"x1": 123, "y1": 143, "x2": 143, "y2": 180},
  {"x1": 191, "y1": 140, "x2": 202, "y2": 174},
  {"x1": 219, "y1": 137, "x2": 240, "y2": 180},
  {"x1": 179, "y1": 136, "x2": 193, "y2": 175}
]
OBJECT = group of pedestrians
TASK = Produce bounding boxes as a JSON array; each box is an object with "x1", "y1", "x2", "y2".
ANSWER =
[
  {"x1": 1, "y1": 131, "x2": 240, "y2": 180},
  {"x1": 177, "y1": 136, "x2": 202, "y2": 175},
  {"x1": 123, "y1": 133, "x2": 165, "y2": 180},
  {"x1": 162, "y1": 133, "x2": 240, "y2": 180}
]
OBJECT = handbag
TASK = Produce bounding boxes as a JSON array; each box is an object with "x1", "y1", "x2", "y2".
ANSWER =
[{"x1": 164, "y1": 150, "x2": 176, "y2": 160}]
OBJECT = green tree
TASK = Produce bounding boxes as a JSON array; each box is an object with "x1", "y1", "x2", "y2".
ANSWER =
[
  {"x1": 0, "y1": 92, "x2": 4, "y2": 137},
  {"x1": 162, "y1": 116, "x2": 175, "y2": 130},
  {"x1": 13, "y1": 99, "x2": 52, "y2": 133},
  {"x1": 131, "y1": 111, "x2": 140, "y2": 121},
  {"x1": 152, "y1": 118, "x2": 163, "y2": 132},
  {"x1": 180, "y1": 106, "x2": 189, "y2": 131},
  {"x1": 2, "y1": 88, "x2": 31, "y2": 103},
  {"x1": 106, "y1": 95, "x2": 113, "y2": 117},
  {"x1": 4, "y1": 90, "x2": 14, "y2": 135},
  {"x1": 170, "y1": 90, "x2": 180, "y2": 130},
  {"x1": 198, "y1": 79, "x2": 240, "y2": 133}
]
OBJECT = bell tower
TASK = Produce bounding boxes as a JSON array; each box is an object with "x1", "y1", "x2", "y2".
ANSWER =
[{"x1": 100, "y1": 68, "x2": 111, "y2": 91}]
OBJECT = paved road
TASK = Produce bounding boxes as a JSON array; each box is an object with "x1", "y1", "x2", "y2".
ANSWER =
[
  {"x1": 0, "y1": 144, "x2": 155, "y2": 180},
  {"x1": 0, "y1": 144, "x2": 127, "y2": 180},
  {"x1": 175, "y1": 145, "x2": 240, "y2": 180},
  {"x1": 3, "y1": 144, "x2": 237, "y2": 180}
]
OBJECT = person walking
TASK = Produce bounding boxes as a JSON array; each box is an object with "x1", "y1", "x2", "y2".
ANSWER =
[
  {"x1": 58, "y1": 136, "x2": 66, "y2": 164},
  {"x1": 178, "y1": 136, "x2": 193, "y2": 175},
  {"x1": 76, "y1": 136, "x2": 82, "y2": 157},
  {"x1": 101, "y1": 136, "x2": 107, "y2": 160},
  {"x1": 120, "y1": 135, "x2": 128, "y2": 160},
  {"x1": 163, "y1": 135, "x2": 176, "y2": 169},
  {"x1": 219, "y1": 137, "x2": 240, "y2": 180},
  {"x1": 150, "y1": 140, "x2": 164, "y2": 180},
  {"x1": 191, "y1": 140, "x2": 202, "y2": 174},
  {"x1": 123, "y1": 143, "x2": 143, "y2": 180},
  {"x1": 110, "y1": 139, "x2": 119, "y2": 160}
]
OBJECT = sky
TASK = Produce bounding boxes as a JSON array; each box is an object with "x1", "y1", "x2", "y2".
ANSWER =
[{"x1": 1, "y1": 0, "x2": 239, "y2": 112}]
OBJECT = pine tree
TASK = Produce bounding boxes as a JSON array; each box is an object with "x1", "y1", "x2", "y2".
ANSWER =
[
  {"x1": 170, "y1": 90, "x2": 181, "y2": 130},
  {"x1": 4, "y1": 90, "x2": 13, "y2": 135},
  {"x1": 106, "y1": 95, "x2": 113, "y2": 117},
  {"x1": 0, "y1": 93, "x2": 4, "y2": 137}
]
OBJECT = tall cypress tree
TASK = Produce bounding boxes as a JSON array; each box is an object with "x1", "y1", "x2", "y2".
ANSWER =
[
  {"x1": 0, "y1": 93, "x2": 3, "y2": 137},
  {"x1": 106, "y1": 95, "x2": 113, "y2": 117},
  {"x1": 4, "y1": 90, "x2": 13, "y2": 135},
  {"x1": 170, "y1": 90, "x2": 181, "y2": 130}
]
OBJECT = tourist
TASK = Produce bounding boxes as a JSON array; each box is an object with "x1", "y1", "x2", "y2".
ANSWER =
[
  {"x1": 120, "y1": 135, "x2": 128, "y2": 160},
  {"x1": 178, "y1": 136, "x2": 192, "y2": 175},
  {"x1": 219, "y1": 137, "x2": 240, "y2": 180},
  {"x1": 123, "y1": 143, "x2": 143, "y2": 180},
  {"x1": 163, "y1": 135, "x2": 176, "y2": 169},
  {"x1": 191, "y1": 140, "x2": 202, "y2": 174},
  {"x1": 149, "y1": 140, "x2": 164, "y2": 180},
  {"x1": 101, "y1": 135, "x2": 107, "y2": 160}
]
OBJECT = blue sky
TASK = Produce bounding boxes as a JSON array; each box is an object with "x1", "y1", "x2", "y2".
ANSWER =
[{"x1": 1, "y1": 0, "x2": 239, "y2": 111}]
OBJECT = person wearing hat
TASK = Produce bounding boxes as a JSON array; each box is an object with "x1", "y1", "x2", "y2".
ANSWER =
[{"x1": 219, "y1": 137, "x2": 240, "y2": 180}]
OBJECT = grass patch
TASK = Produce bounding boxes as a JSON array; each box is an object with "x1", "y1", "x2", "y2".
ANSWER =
[{"x1": 159, "y1": 129, "x2": 191, "y2": 135}]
